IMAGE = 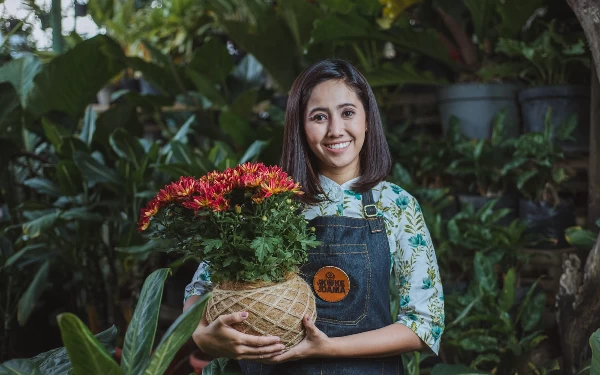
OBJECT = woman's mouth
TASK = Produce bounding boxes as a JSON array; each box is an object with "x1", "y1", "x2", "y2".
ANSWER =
[{"x1": 324, "y1": 141, "x2": 351, "y2": 150}]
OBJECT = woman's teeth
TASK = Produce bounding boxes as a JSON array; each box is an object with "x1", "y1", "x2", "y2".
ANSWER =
[{"x1": 326, "y1": 141, "x2": 351, "y2": 150}]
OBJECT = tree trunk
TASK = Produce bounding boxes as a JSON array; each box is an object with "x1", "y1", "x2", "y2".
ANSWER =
[{"x1": 559, "y1": 1, "x2": 600, "y2": 374}]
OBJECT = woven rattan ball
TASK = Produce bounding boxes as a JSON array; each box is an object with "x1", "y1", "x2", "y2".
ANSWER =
[{"x1": 205, "y1": 274, "x2": 317, "y2": 349}]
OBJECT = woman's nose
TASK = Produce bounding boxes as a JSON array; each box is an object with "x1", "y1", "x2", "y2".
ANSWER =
[{"x1": 327, "y1": 114, "x2": 344, "y2": 137}]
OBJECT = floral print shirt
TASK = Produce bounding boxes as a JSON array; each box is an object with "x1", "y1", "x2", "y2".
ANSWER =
[{"x1": 184, "y1": 175, "x2": 445, "y2": 354}]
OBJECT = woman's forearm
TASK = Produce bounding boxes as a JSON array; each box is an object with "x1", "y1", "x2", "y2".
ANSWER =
[{"x1": 325, "y1": 323, "x2": 426, "y2": 358}]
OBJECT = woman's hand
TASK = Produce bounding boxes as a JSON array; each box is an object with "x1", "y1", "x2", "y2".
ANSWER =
[
  {"x1": 261, "y1": 314, "x2": 332, "y2": 364},
  {"x1": 192, "y1": 311, "x2": 286, "y2": 360}
]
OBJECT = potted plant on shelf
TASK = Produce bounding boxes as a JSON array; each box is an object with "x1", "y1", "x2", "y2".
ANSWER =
[
  {"x1": 138, "y1": 163, "x2": 319, "y2": 349},
  {"x1": 508, "y1": 109, "x2": 577, "y2": 249},
  {"x1": 433, "y1": 0, "x2": 546, "y2": 139},
  {"x1": 496, "y1": 21, "x2": 590, "y2": 154},
  {"x1": 445, "y1": 110, "x2": 520, "y2": 224}
]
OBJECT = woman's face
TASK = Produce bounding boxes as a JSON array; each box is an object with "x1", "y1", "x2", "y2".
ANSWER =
[{"x1": 303, "y1": 79, "x2": 367, "y2": 182}]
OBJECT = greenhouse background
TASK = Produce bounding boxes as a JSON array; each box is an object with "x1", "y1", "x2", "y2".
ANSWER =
[{"x1": 1, "y1": 0, "x2": 600, "y2": 374}]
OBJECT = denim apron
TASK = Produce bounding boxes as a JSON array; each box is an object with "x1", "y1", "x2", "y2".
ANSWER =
[{"x1": 240, "y1": 190, "x2": 404, "y2": 375}]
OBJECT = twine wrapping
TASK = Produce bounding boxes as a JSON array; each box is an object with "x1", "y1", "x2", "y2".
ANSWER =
[{"x1": 205, "y1": 274, "x2": 317, "y2": 349}]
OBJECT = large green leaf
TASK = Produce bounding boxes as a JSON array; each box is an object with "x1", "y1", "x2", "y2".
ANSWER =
[
  {"x1": 41, "y1": 118, "x2": 69, "y2": 150},
  {"x1": 57, "y1": 313, "x2": 122, "y2": 375},
  {"x1": 0, "y1": 359, "x2": 41, "y2": 375},
  {"x1": 565, "y1": 226, "x2": 597, "y2": 250},
  {"x1": 202, "y1": 358, "x2": 242, "y2": 375},
  {"x1": 60, "y1": 207, "x2": 104, "y2": 222},
  {"x1": 31, "y1": 326, "x2": 117, "y2": 375},
  {"x1": 223, "y1": 15, "x2": 299, "y2": 91},
  {"x1": 121, "y1": 269, "x2": 170, "y2": 375},
  {"x1": 591, "y1": 329, "x2": 600, "y2": 375},
  {"x1": 143, "y1": 293, "x2": 211, "y2": 375},
  {"x1": 0, "y1": 55, "x2": 42, "y2": 110},
  {"x1": 18, "y1": 261, "x2": 50, "y2": 326},
  {"x1": 188, "y1": 38, "x2": 234, "y2": 86},
  {"x1": 109, "y1": 128, "x2": 145, "y2": 169},
  {"x1": 22, "y1": 211, "x2": 61, "y2": 238},
  {"x1": 73, "y1": 150, "x2": 123, "y2": 187},
  {"x1": 23, "y1": 178, "x2": 62, "y2": 197},
  {"x1": 0, "y1": 82, "x2": 24, "y2": 143},
  {"x1": 186, "y1": 70, "x2": 227, "y2": 107},
  {"x1": 93, "y1": 101, "x2": 144, "y2": 149},
  {"x1": 56, "y1": 160, "x2": 84, "y2": 196},
  {"x1": 25, "y1": 35, "x2": 126, "y2": 117},
  {"x1": 58, "y1": 136, "x2": 90, "y2": 160},
  {"x1": 4, "y1": 243, "x2": 46, "y2": 268},
  {"x1": 126, "y1": 57, "x2": 180, "y2": 96},
  {"x1": 219, "y1": 111, "x2": 252, "y2": 148},
  {"x1": 230, "y1": 89, "x2": 258, "y2": 120},
  {"x1": 81, "y1": 107, "x2": 98, "y2": 146},
  {"x1": 278, "y1": 0, "x2": 322, "y2": 48}
]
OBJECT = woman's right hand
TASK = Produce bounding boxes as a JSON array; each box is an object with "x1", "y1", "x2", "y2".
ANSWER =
[{"x1": 192, "y1": 311, "x2": 286, "y2": 360}]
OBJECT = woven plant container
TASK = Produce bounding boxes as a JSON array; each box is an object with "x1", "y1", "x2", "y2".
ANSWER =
[{"x1": 205, "y1": 273, "x2": 317, "y2": 349}]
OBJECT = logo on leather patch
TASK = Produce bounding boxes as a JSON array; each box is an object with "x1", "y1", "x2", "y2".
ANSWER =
[{"x1": 313, "y1": 266, "x2": 350, "y2": 302}]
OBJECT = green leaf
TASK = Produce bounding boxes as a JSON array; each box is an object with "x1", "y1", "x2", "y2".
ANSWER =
[
  {"x1": 0, "y1": 55, "x2": 42, "y2": 110},
  {"x1": 23, "y1": 178, "x2": 62, "y2": 197},
  {"x1": 31, "y1": 326, "x2": 118, "y2": 375},
  {"x1": 188, "y1": 38, "x2": 234, "y2": 86},
  {"x1": 251, "y1": 237, "x2": 272, "y2": 262},
  {"x1": 58, "y1": 136, "x2": 90, "y2": 160},
  {"x1": 116, "y1": 239, "x2": 174, "y2": 255},
  {"x1": 143, "y1": 293, "x2": 211, "y2": 375},
  {"x1": 186, "y1": 70, "x2": 227, "y2": 107},
  {"x1": 496, "y1": 0, "x2": 545, "y2": 39},
  {"x1": 60, "y1": 207, "x2": 103, "y2": 222},
  {"x1": 57, "y1": 313, "x2": 123, "y2": 375},
  {"x1": 81, "y1": 107, "x2": 97, "y2": 146},
  {"x1": 223, "y1": 16, "x2": 299, "y2": 91},
  {"x1": 521, "y1": 290, "x2": 546, "y2": 333},
  {"x1": 18, "y1": 261, "x2": 50, "y2": 326},
  {"x1": 591, "y1": 329, "x2": 600, "y2": 375},
  {"x1": 22, "y1": 210, "x2": 60, "y2": 238},
  {"x1": 56, "y1": 160, "x2": 84, "y2": 196},
  {"x1": 0, "y1": 359, "x2": 41, "y2": 375},
  {"x1": 0, "y1": 82, "x2": 24, "y2": 143},
  {"x1": 230, "y1": 89, "x2": 258, "y2": 120},
  {"x1": 201, "y1": 358, "x2": 242, "y2": 375},
  {"x1": 121, "y1": 269, "x2": 170, "y2": 375},
  {"x1": 464, "y1": 0, "x2": 494, "y2": 43},
  {"x1": 73, "y1": 150, "x2": 123, "y2": 187},
  {"x1": 516, "y1": 170, "x2": 537, "y2": 190},
  {"x1": 278, "y1": 0, "x2": 322, "y2": 48},
  {"x1": 4, "y1": 243, "x2": 46, "y2": 268},
  {"x1": 473, "y1": 252, "x2": 497, "y2": 296},
  {"x1": 565, "y1": 226, "x2": 597, "y2": 250},
  {"x1": 239, "y1": 140, "x2": 269, "y2": 164},
  {"x1": 498, "y1": 268, "x2": 516, "y2": 312},
  {"x1": 109, "y1": 128, "x2": 145, "y2": 169},
  {"x1": 24, "y1": 35, "x2": 126, "y2": 117},
  {"x1": 42, "y1": 118, "x2": 68, "y2": 150},
  {"x1": 219, "y1": 111, "x2": 252, "y2": 147}
]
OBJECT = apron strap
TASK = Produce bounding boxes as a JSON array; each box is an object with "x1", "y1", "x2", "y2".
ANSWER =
[{"x1": 361, "y1": 190, "x2": 384, "y2": 233}]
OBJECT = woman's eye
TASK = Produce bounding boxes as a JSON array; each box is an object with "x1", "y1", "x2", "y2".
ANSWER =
[
  {"x1": 311, "y1": 114, "x2": 327, "y2": 122},
  {"x1": 342, "y1": 110, "x2": 355, "y2": 118}
]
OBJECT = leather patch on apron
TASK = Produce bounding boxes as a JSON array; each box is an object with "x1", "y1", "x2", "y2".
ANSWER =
[{"x1": 313, "y1": 266, "x2": 350, "y2": 302}]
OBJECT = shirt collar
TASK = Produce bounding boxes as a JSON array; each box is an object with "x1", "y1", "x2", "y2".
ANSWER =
[{"x1": 318, "y1": 174, "x2": 361, "y2": 201}]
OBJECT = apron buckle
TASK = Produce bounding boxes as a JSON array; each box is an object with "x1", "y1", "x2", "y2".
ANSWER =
[{"x1": 363, "y1": 204, "x2": 378, "y2": 217}]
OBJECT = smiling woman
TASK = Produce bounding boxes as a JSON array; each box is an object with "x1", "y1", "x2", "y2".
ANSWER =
[{"x1": 185, "y1": 59, "x2": 444, "y2": 375}]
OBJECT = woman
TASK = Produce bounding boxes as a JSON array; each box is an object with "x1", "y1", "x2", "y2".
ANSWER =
[{"x1": 183, "y1": 59, "x2": 444, "y2": 374}]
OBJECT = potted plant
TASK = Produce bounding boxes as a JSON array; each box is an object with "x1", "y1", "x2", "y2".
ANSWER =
[
  {"x1": 508, "y1": 109, "x2": 577, "y2": 249},
  {"x1": 433, "y1": 1, "x2": 546, "y2": 139},
  {"x1": 497, "y1": 21, "x2": 590, "y2": 154},
  {"x1": 445, "y1": 110, "x2": 520, "y2": 224},
  {"x1": 138, "y1": 163, "x2": 320, "y2": 349}
]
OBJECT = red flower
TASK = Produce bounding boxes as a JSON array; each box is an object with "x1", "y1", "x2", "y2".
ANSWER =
[{"x1": 138, "y1": 198, "x2": 160, "y2": 231}]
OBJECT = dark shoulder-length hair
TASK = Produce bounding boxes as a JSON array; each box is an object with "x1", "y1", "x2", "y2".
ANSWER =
[{"x1": 280, "y1": 59, "x2": 392, "y2": 204}]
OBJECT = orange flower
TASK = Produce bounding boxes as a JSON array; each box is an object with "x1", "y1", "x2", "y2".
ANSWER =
[
  {"x1": 169, "y1": 176, "x2": 198, "y2": 201},
  {"x1": 137, "y1": 198, "x2": 160, "y2": 231}
]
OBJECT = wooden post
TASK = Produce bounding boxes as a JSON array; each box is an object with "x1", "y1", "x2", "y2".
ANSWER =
[
  {"x1": 558, "y1": 2, "x2": 600, "y2": 374},
  {"x1": 590, "y1": 64, "x2": 600, "y2": 226}
]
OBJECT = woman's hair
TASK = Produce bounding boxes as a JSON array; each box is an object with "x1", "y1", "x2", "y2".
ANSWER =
[{"x1": 280, "y1": 59, "x2": 392, "y2": 204}]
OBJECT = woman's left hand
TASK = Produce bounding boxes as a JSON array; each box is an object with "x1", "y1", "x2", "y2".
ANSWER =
[{"x1": 260, "y1": 314, "x2": 331, "y2": 364}]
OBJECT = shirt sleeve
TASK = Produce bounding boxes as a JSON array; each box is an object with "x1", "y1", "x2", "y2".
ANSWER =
[
  {"x1": 393, "y1": 195, "x2": 445, "y2": 354},
  {"x1": 183, "y1": 262, "x2": 213, "y2": 305}
]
